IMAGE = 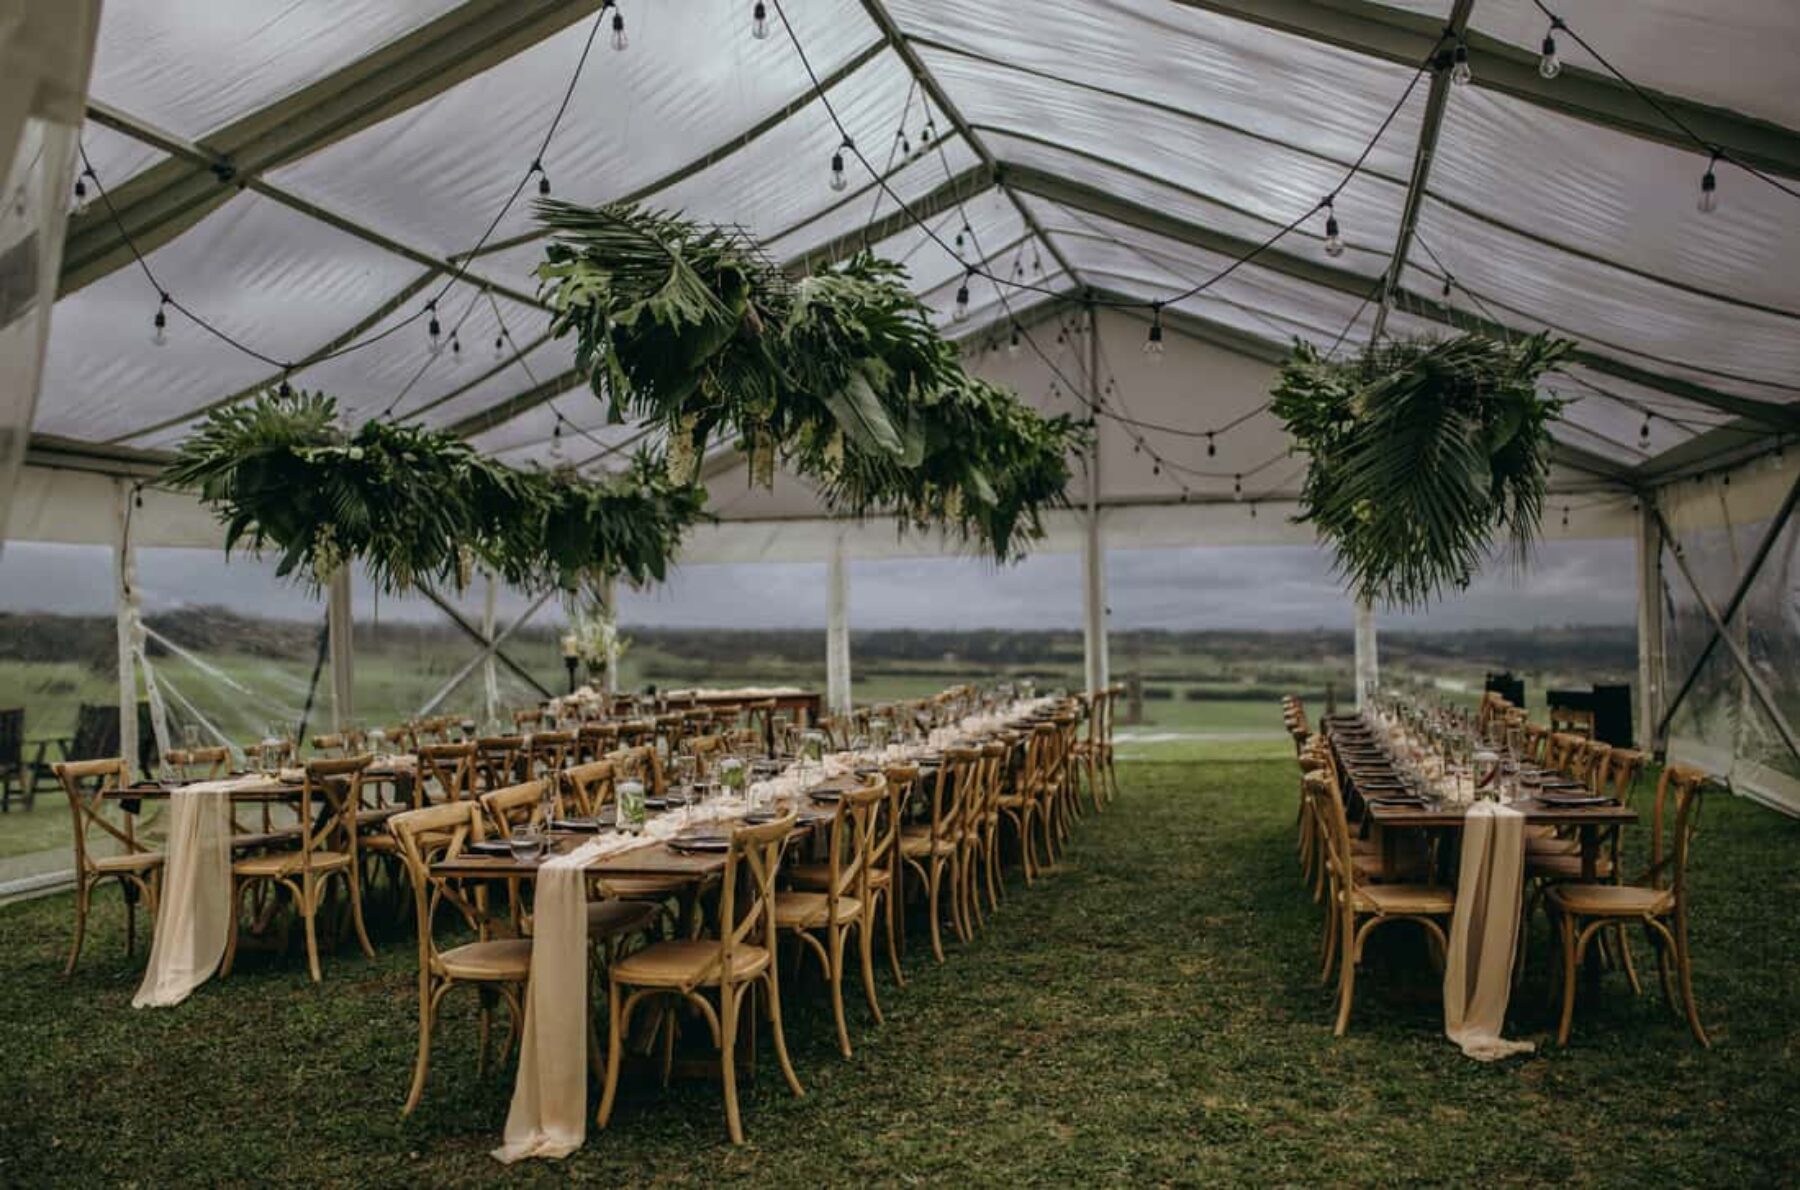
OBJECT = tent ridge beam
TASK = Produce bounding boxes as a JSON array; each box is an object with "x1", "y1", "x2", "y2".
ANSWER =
[
  {"x1": 61, "y1": 0, "x2": 609, "y2": 296},
  {"x1": 853, "y1": 0, "x2": 1084, "y2": 288},
  {"x1": 1166, "y1": 0, "x2": 1800, "y2": 177},
  {"x1": 1369, "y1": 0, "x2": 1473, "y2": 343}
]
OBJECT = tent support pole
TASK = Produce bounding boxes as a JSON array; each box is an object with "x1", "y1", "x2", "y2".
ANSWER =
[
  {"x1": 1652, "y1": 502, "x2": 1800, "y2": 770},
  {"x1": 827, "y1": 534, "x2": 852, "y2": 717},
  {"x1": 1353, "y1": 599, "x2": 1379, "y2": 708},
  {"x1": 1653, "y1": 470, "x2": 1800, "y2": 750},
  {"x1": 1637, "y1": 500, "x2": 1668, "y2": 752},
  {"x1": 601, "y1": 575, "x2": 620, "y2": 697},
  {"x1": 1081, "y1": 301, "x2": 1109, "y2": 694},
  {"x1": 114, "y1": 481, "x2": 140, "y2": 781},
  {"x1": 418, "y1": 588, "x2": 554, "y2": 718},
  {"x1": 326, "y1": 568, "x2": 354, "y2": 731},
  {"x1": 481, "y1": 572, "x2": 499, "y2": 725},
  {"x1": 420, "y1": 584, "x2": 553, "y2": 701}
]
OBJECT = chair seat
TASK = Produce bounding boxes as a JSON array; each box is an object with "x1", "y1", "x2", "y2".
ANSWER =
[
  {"x1": 610, "y1": 939, "x2": 771, "y2": 987},
  {"x1": 599, "y1": 874, "x2": 696, "y2": 899},
  {"x1": 91, "y1": 851, "x2": 163, "y2": 874},
  {"x1": 233, "y1": 849, "x2": 353, "y2": 878},
  {"x1": 586, "y1": 899, "x2": 661, "y2": 939},
  {"x1": 1526, "y1": 852, "x2": 1615, "y2": 880},
  {"x1": 773, "y1": 890, "x2": 862, "y2": 928},
  {"x1": 437, "y1": 937, "x2": 532, "y2": 981},
  {"x1": 1351, "y1": 883, "x2": 1454, "y2": 915},
  {"x1": 899, "y1": 830, "x2": 955, "y2": 858},
  {"x1": 788, "y1": 862, "x2": 890, "y2": 891},
  {"x1": 1526, "y1": 835, "x2": 1582, "y2": 856},
  {"x1": 1546, "y1": 882, "x2": 1673, "y2": 917}
]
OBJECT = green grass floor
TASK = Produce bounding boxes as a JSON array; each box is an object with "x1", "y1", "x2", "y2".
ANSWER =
[{"x1": 2, "y1": 750, "x2": 1797, "y2": 1186}]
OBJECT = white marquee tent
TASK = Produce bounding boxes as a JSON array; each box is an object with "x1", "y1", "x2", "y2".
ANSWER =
[{"x1": 2, "y1": 0, "x2": 1797, "y2": 820}]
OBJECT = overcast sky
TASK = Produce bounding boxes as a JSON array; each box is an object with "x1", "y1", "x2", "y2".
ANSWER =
[{"x1": 0, "y1": 536, "x2": 1636, "y2": 632}]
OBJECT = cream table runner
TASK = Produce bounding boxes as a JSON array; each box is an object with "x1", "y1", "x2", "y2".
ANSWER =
[
  {"x1": 1443, "y1": 801, "x2": 1535, "y2": 1061},
  {"x1": 132, "y1": 776, "x2": 260, "y2": 1008}
]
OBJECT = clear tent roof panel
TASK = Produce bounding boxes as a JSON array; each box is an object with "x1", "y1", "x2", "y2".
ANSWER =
[
  {"x1": 42, "y1": 191, "x2": 428, "y2": 444},
  {"x1": 977, "y1": 130, "x2": 1394, "y2": 277},
  {"x1": 1430, "y1": 87, "x2": 1800, "y2": 318},
  {"x1": 77, "y1": 119, "x2": 165, "y2": 192},
  {"x1": 930, "y1": 270, "x2": 1074, "y2": 333},
  {"x1": 268, "y1": 2, "x2": 883, "y2": 257},
  {"x1": 887, "y1": 0, "x2": 1433, "y2": 176},
  {"x1": 918, "y1": 46, "x2": 1417, "y2": 263},
  {"x1": 761, "y1": 134, "x2": 981, "y2": 266},
  {"x1": 864, "y1": 186, "x2": 1031, "y2": 298},
  {"x1": 89, "y1": 0, "x2": 466, "y2": 141},
  {"x1": 385, "y1": 334, "x2": 579, "y2": 435},
  {"x1": 1465, "y1": 0, "x2": 1800, "y2": 129}
]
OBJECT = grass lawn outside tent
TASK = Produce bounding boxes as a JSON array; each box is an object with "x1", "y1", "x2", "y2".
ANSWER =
[{"x1": 2, "y1": 742, "x2": 1797, "y2": 1186}]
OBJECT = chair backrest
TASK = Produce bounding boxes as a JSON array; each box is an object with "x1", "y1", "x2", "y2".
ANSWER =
[
  {"x1": 607, "y1": 744, "x2": 665, "y2": 797},
  {"x1": 1600, "y1": 748, "x2": 1647, "y2": 805},
  {"x1": 479, "y1": 778, "x2": 550, "y2": 839},
  {"x1": 53, "y1": 757, "x2": 140, "y2": 874},
  {"x1": 526, "y1": 730, "x2": 574, "y2": 779},
  {"x1": 716, "y1": 813, "x2": 796, "y2": 980},
  {"x1": 926, "y1": 746, "x2": 979, "y2": 842},
  {"x1": 1546, "y1": 731, "x2": 1582, "y2": 773},
  {"x1": 1550, "y1": 705, "x2": 1595, "y2": 739},
  {"x1": 1304, "y1": 769, "x2": 1358, "y2": 901},
  {"x1": 685, "y1": 733, "x2": 726, "y2": 776},
  {"x1": 475, "y1": 735, "x2": 524, "y2": 790},
  {"x1": 577, "y1": 722, "x2": 619, "y2": 763},
  {"x1": 819, "y1": 776, "x2": 887, "y2": 908},
  {"x1": 512, "y1": 707, "x2": 547, "y2": 732},
  {"x1": 292, "y1": 755, "x2": 373, "y2": 871},
  {"x1": 1644, "y1": 763, "x2": 1707, "y2": 898},
  {"x1": 418, "y1": 742, "x2": 477, "y2": 804},
  {"x1": 876, "y1": 762, "x2": 918, "y2": 876},
  {"x1": 389, "y1": 801, "x2": 498, "y2": 974},
  {"x1": 1520, "y1": 723, "x2": 1551, "y2": 766},
  {"x1": 165, "y1": 746, "x2": 229, "y2": 780},
  {"x1": 70, "y1": 704, "x2": 121, "y2": 762},
  {"x1": 562, "y1": 759, "x2": 614, "y2": 817},
  {"x1": 0, "y1": 707, "x2": 22, "y2": 768},
  {"x1": 310, "y1": 730, "x2": 363, "y2": 757},
  {"x1": 1570, "y1": 739, "x2": 1613, "y2": 789}
]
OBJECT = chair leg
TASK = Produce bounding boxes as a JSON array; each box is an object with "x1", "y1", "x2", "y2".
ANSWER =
[
  {"x1": 596, "y1": 981, "x2": 625, "y2": 1128},
  {"x1": 762, "y1": 971, "x2": 804, "y2": 1099},
  {"x1": 1556, "y1": 914, "x2": 1580, "y2": 1045},
  {"x1": 220, "y1": 878, "x2": 248, "y2": 978},
  {"x1": 828, "y1": 925, "x2": 851, "y2": 1059},
  {"x1": 1674, "y1": 916, "x2": 1710, "y2": 1048},
  {"x1": 1651, "y1": 922, "x2": 1678, "y2": 1013},
  {"x1": 881, "y1": 885, "x2": 905, "y2": 987},
  {"x1": 402, "y1": 979, "x2": 439, "y2": 1116},
  {"x1": 64, "y1": 880, "x2": 90, "y2": 976},
  {"x1": 926, "y1": 862, "x2": 946, "y2": 964},
  {"x1": 124, "y1": 880, "x2": 138, "y2": 958},
  {"x1": 301, "y1": 881, "x2": 323, "y2": 984},
  {"x1": 858, "y1": 915, "x2": 882, "y2": 1025},
  {"x1": 1614, "y1": 923, "x2": 1642, "y2": 996},
  {"x1": 345, "y1": 867, "x2": 375, "y2": 960},
  {"x1": 720, "y1": 985, "x2": 744, "y2": 1144},
  {"x1": 1332, "y1": 910, "x2": 1358, "y2": 1036}
]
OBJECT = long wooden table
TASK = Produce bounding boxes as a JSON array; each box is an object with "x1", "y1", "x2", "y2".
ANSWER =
[{"x1": 1362, "y1": 796, "x2": 1636, "y2": 879}]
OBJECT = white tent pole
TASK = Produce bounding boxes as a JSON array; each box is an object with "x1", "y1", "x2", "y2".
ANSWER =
[
  {"x1": 1082, "y1": 303, "x2": 1109, "y2": 694},
  {"x1": 601, "y1": 575, "x2": 620, "y2": 697},
  {"x1": 1353, "y1": 599, "x2": 1379, "y2": 708},
  {"x1": 327, "y1": 567, "x2": 354, "y2": 731},
  {"x1": 826, "y1": 533, "x2": 852, "y2": 717},
  {"x1": 481, "y1": 572, "x2": 499, "y2": 725},
  {"x1": 1636, "y1": 500, "x2": 1667, "y2": 751},
  {"x1": 114, "y1": 480, "x2": 140, "y2": 780}
]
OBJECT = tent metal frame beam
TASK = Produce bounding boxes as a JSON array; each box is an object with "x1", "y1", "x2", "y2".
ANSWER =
[
  {"x1": 1652, "y1": 467, "x2": 1800, "y2": 751},
  {"x1": 417, "y1": 588, "x2": 556, "y2": 716},
  {"x1": 854, "y1": 0, "x2": 1083, "y2": 288},
  {"x1": 419, "y1": 583, "x2": 554, "y2": 700},
  {"x1": 62, "y1": 0, "x2": 610, "y2": 295},
  {"x1": 1003, "y1": 166, "x2": 1800, "y2": 434},
  {"x1": 1652, "y1": 499, "x2": 1800, "y2": 770},
  {"x1": 786, "y1": 165, "x2": 990, "y2": 277},
  {"x1": 1166, "y1": 0, "x2": 1800, "y2": 178},
  {"x1": 84, "y1": 100, "x2": 549, "y2": 314},
  {"x1": 1368, "y1": 0, "x2": 1472, "y2": 343}
]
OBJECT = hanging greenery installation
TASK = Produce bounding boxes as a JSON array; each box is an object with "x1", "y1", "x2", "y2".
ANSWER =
[{"x1": 1271, "y1": 331, "x2": 1573, "y2": 609}]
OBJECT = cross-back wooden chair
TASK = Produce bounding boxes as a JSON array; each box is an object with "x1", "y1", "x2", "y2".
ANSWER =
[
  {"x1": 310, "y1": 730, "x2": 364, "y2": 758},
  {"x1": 562, "y1": 758, "x2": 614, "y2": 818},
  {"x1": 1545, "y1": 731, "x2": 1583, "y2": 774},
  {"x1": 388, "y1": 801, "x2": 530, "y2": 1115},
  {"x1": 577, "y1": 722, "x2": 619, "y2": 764},
  {"x1": 524, "y1": 730, "x2": 574, "y2": 781},
  {"x1": 685, "y1": 733, "x2": 727, "y2": 778},
  {"x1": 54, "y1": 757, "x2": 163, "y2": 974},
  {"x1": 474, "y1": 735, "x2": 524, "y2": 792},
  {"x1": 997, "y1": 725, "x2": 1049, "y2": 886},
  {"x1": 957, "y1": 740, "x2": 1008, "y2": 936},
  {"x1": 776, "y1": 777, "x2": 887, "y2": 1057},
  {"x1": 597, "y1": 813, "x2": 804, "y2": 1145},
  {"x1": 164, "y1": 745, "x2": 230, "y2": 780},
  {"x1": 901, "y1": 746, "x2": 975, "y2": 963},
  {"x1": 1547, "y1": 762, "x2": 1710, "y2": 1046},
  {"x1": 222, "y1": 754, "x2": 375, "y2": 983},
  {"x1": 1569, "y1": 739, "x2": 1613, "y2": 790},
  {"x1": 1308, "y1": 769, "x2": 1455, "y2": 1036},
  {"x1": 1521, "y1": 723, "x2": 1552, "y2": 767},
  {"x1": 479, "y1": 778, "x2": 552, "y2": 840},
  {"x1": 1, "y1": 707, "x2": 29, "y2": 811},
  {"x1": 1550, "y1": 705, "x2": 1596, "y2": 740},
  {"x1": 512, "y1": 707, "x2": 547, "y2": 733},
  {"x1": 417, "y1": 742, "x2": 477, "y2": 805}
]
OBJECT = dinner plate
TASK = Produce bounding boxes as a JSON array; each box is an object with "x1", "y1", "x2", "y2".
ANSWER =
[
  {"x1": 549, "y1": 817, "x2": 603, "y2": 834},
  {"x1": 1535, "y1": 792, "x2": 1612, "y2": 807},
  {"x1": 669, "y1": 833, "x2": 732, "y2": 853},
  {"x1": 466, "y1": 840, "x2": 512, "y2": 856}
]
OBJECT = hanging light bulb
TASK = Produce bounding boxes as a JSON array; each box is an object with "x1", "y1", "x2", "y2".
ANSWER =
[
  {"x1": 1450, "y1": 40, "x2": 1472, "y2": 86},
  {"x1": 73, "y1": 169, "x2": 92, "y2": 216},
  {"x1": 954, "y1": 226, "x2": 967, "y2": 253},
  {"x1": 829, "y1": 145, "x2": 848, "y2": 192},
  {"x1": 1007, "y1": 324, "x2": 1021, "y2": 357},
  {"x1": 549, "y1": 417, "x2": 566, "y2": 465},
  {"x1": 1698, "y1": 154, "x2": 1719, "y2": 213},
  {"x1": 610, "y1": 8, "x2": 628, "y2": 51},
  {"x1": 450, "y1": 332, "x2": 463, "y2": 365},
  {"x1": 1031, "y1": 251, "x2": 1043, "y2": 275},
  {"x1": 751, "y1": 1, "x2": 768, "y2": 39},
  {"x1": 1561, "y1": 505, "x2": 1571, "y2": 530},
  {"x1": 1232, "y1": 474, "x2": 1243, "y2": 502},
  {"x1": 1640, "y1": 414, "x2": 1652, "y2": 446},
  {"x1": 1322, "y1": 198, "x2": 1344, "y2": 258},
  {"x1": 1538, "y1": 22, "x2": 1562, "y2": 79},
  {"x1": 426, "y1": 302, "x2": 442, "y2": 356},
  {"x1": 952, "y1": 273, "x2": 971, "y2": 322},
  {"x1": 534, "y1": 160, "x2": 551, "y2": 197},
  {"x1": 493, "y1": 334, "x2": 506, "y2": 362},
  {"x1": 1206, "y1": 431, "x2": 1216, "y2": 458},
  {"x1": 1143, "y1": 304, "x2": 1165, "y2": 361},
  {"x1": 151, "y1": 295, "x2": 169, "y2": 347}
]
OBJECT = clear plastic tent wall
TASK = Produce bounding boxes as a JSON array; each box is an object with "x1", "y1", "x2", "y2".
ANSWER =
[{"x1": 0, "y1": 0, "x2": 1796, "y2": 807}]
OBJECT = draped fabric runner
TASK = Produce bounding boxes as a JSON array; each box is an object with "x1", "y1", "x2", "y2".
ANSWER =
[
  {"x1": 132, "y1": 777, "x2": 257, "y2": 1008},
  {"x1": 1444, "y1": 802, "x2": 1535, "y2": 1061}
]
